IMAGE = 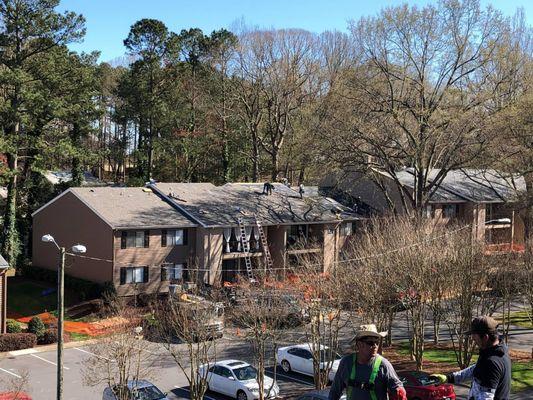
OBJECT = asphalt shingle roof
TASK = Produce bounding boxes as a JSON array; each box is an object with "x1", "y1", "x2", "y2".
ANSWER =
[
  {"x1": 394, "y1": 168, "x2": 525, "y2": 203},
  {"x1": 71, "y1": 187, "x2": 197, "y2": 229},
  {"x1": 150, "y1": 182, "x2": 359, "y2": 227}
]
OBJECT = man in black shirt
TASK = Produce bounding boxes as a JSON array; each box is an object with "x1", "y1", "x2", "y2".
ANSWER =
[{"x1": 433, "y1": 316, "x2": 511, "y2": 400}]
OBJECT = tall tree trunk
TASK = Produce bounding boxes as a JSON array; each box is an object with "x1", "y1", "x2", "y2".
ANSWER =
[
  {"x1": 1, "y1": 152, "x2": 20, "y2": 267},
  {"x1": 71, "y1": 123, "x2": 83, "y2": 187},
  {"x1": 251, "y1": 128, "x2": 260, "y2": 182}
]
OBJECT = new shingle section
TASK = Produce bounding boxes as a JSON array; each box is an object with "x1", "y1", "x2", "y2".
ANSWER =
[
  {"x1": 71, "y1": 187, "x2": 196, "y2": 229},
  {"x1": 151, "y1": 182, "x2": 360, "y2": 227}
]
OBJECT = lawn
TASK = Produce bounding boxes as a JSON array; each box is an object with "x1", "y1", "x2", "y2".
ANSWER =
[
  {"x1": 7, "y1": 277, "x2": 82, "y2": 318},
  {"x1": 497, "y1": 311, "x2": 533, "y2": 329},
  {"x1": 396, "y1": 342, "x2": 532, "y2": 392}
]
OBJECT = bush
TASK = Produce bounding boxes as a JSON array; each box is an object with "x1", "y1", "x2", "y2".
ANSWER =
[
  {"x1": 27, "y1": 316, "x2": 46, "y2": 338},
  {"x1": 6, "y1": 319, "x2": 22, "y2": 333},
  {"x1": 0, "y1": 333, "x2": 37, "y2": 351},
  {"x1": 38, "y1": 329, "x2": 58, "y2": 345}
]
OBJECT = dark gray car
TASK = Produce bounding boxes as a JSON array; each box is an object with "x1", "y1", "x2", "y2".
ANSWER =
[
  {"x1": 296, "y1": 389, "x2": 346, "y2": 400},
  {"x1": 102, "y1": 380, "x2": 169, "y2": 400}
]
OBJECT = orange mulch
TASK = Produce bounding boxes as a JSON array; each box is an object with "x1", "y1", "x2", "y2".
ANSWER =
[{"x1": 16, "y1": 313, "x2": 134, "y2": 337}]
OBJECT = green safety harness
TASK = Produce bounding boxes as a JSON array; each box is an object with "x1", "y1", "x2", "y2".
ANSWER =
[{"x1": 346, "y1": 354, "x2": 383, "y2": 400}]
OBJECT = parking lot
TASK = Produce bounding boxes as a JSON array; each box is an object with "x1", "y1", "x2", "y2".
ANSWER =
[{"x1": 0, "y1": 338, "x2": 316, "y2": 400}]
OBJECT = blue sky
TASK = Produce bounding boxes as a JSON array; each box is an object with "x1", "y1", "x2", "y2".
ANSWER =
[{"x1": 58, "y1": 0, "x2": 532, "y2": 62}]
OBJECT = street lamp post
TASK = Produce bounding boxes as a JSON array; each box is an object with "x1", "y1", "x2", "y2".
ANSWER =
[{"x1": 41, "y1": 234, "x2": 86, "y2": 400}]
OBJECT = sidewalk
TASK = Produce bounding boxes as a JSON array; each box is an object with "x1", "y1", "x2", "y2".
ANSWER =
[{"x1": 0, "y1": 338, "x2": 98, "y2": 358}]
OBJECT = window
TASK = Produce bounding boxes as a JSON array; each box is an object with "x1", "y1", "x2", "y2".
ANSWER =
[
  {"x1": 120, "y1": 266, "x2": 149, "y2": 284},
  {"x1": 443, "y1": 204, "x2": 457, "y2": 219},
  {"x1": 425, "y1": 205, "x2": 435, "y2": 219},
  {"x1": 342, "y1": 222, "x2": 353, "y2": 236},
  {"x1": 161, "y1": 263, "x2": 186, "y2": 281},
  {"x1": 161, "y1": 229, "x2": 187, "y2": 246},
  {"x1": 120, "y1": 231, "x2": 149, "y2": 249}
]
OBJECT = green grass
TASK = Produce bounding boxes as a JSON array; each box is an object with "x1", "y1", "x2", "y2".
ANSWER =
[
  {"x1": 397, "y1": 342, "x2": 478, "y2": 364},
  {"x1": 512, "y1": 361, "x2": 533, "y2": 392},
  {"x1": 7, "y1": 277, "x2": 81, "y2": 318},
  {"x1": 497, "y1": 311, "x2": 533, "y2": 329},
  {"x1": 68, "y1": 332, "x2": 92, "y2": 342}
]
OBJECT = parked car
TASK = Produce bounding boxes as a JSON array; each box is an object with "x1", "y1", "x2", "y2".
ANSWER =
[
  {"x1": 398, "y1": 371, "x2": 456, "y2": 400},
  {"x1": 199, "y1": 360, "x2": 279, "y2": 400},
  {"x1": 295, "y1": 389, "x2": 346, "y2": 400},
  {"x1": 102, "y1": 380, "x2": 169, "y2": 400},
  {"x1": 277, "y1": 343, "x2": 341, "y2": 382}
]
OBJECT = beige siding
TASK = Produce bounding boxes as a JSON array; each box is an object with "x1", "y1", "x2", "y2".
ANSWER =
[
  {"x1": 323, "y1": 223, "x2": 338, "y2": 273},
  {"x1": 195, "y1": 228, "x2": 223, "y2": 285},
  {"x1": 32, "y1": 191, "x2": 114, "y2": 284},
  {"x1": 114, "y1": 228, "x2": 196, "y2": 296}
]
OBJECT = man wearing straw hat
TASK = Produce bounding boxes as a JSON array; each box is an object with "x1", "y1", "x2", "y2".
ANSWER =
[{"x1": 329, "y1": 324, "x2": 407, "y2": 400}]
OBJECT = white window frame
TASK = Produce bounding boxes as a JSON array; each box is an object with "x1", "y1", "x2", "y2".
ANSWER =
[{"x1": 343, "y1": 222, "x2": 353, "y2": 236}]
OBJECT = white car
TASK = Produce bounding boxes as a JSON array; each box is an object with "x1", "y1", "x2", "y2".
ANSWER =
[
  {"x1": 277, "y1": 343, "x2": 341, "y2": 382},
  {"x1": 199, "y1": 360, "x2": 279, "y2": 400}
]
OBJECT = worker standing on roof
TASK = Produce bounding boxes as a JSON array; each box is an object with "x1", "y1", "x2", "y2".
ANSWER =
[
  {"x1": 329, "y1": 325, "x2": 407, "y2": 400},
  {"x1": 431, "y1": 316, "x2": 511, "y2": 400},
  {"x1": 263, "y1": 182, "x2": 274, "y2": 195},
  {"x1": 299, "y1": 184, "x2": 305, "y2": 199}
]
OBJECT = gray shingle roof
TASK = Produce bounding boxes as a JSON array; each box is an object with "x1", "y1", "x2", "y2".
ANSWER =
[
  {"x1": 71, "y1": 187, "x2": 197, "y2": 229},
  {"x1": 150, "y1": 182, "x2": 360, "y2": 227},
  {"x1": 393, "y1": 168, "x2": 525, "y2": 203}
]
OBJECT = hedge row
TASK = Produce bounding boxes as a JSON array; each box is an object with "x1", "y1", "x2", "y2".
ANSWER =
[
  {"x1": 22, "y1": 265, "x2": 115, "y2": 301},
  {"x1": 0, "y1": 333, "x2": 37, "y2": 352}
]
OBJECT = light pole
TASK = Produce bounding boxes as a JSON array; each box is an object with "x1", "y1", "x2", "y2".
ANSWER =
[{"x1": 41, "y1": 234, "x2": 86, "y2": 400}]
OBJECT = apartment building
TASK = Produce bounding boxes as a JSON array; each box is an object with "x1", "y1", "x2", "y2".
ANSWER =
[{"x1": 32, "y1": 183, "x2": 359, "y2": 295}]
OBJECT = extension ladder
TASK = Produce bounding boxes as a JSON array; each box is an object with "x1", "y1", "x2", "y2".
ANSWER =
[
  {"x1": 255, "y1": 218, "x2": 273, "y2": 271},
  {"x1": 237, "y1": 217, "x2": 254, "y2": 280}
]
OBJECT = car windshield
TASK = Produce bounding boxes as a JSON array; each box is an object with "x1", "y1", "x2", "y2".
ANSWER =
[
  {"x1": 132, "y1": 385, "x2": 166, "y2": 400},
  {"x1": 233, "y1": 365, "x2": 258, "y2": 381}
]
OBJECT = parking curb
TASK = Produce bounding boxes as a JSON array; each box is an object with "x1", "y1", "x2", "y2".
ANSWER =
[{"x1": 1, "y1": 338, "x2": 100, "y2": 358}]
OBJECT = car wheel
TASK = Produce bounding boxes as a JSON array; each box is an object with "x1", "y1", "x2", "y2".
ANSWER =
[
  {"x1": 281, "y1": 360, "x2": 291, "y2": 373},
  {"x1": 237, "y1": 390, "x2": 248, "y2": 400}
]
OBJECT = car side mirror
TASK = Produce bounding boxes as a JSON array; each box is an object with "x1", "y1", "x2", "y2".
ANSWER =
[{"x1": 228, "y1": 376, "x2": 235, "y2": 381}]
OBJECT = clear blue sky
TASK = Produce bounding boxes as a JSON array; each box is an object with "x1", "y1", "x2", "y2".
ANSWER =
[{"x1": 58, "y1": 0, "x2": 532, "y2": 63}]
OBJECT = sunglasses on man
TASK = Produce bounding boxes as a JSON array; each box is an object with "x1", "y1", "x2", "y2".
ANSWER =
[{"x1": 359, "y1": 339, "x2": 380, "y2": 347}]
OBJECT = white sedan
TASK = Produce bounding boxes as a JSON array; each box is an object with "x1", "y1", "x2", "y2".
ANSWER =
[
  {"x1": 199, "y1": 360, "x2": 279, "y2": 400},
  {"x1": 277, "y1": 344, "x2": 341, "y2": 382}
]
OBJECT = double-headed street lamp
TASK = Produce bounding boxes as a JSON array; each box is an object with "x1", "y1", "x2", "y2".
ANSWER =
[{"x1": 41, "y1": 234, "x2": 86, "y2": 400}]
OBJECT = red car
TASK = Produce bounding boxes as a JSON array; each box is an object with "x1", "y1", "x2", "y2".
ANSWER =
[{"x1": 398, "y1": 371, "x2": 455, "y2": 400}]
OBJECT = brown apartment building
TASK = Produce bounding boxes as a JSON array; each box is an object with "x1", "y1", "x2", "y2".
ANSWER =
[
  {"x1": 32, "y1": 183, "x2": 359, "y2": 296},
  {"x1": 321, "y1": 168, "x2": 526, "y2": 250}
]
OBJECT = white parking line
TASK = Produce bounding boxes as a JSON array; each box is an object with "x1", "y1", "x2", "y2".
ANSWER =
[
  {"x1": 73, "y1": 347, "x2": 112, "y2": 361},
  {"x1": 30, "y1": 354, "x2": 70, "y2": 370},
  {"x1": 175, "y1": 386, "x2": 218, "y2": 400},
  {"x1": 270, "y1": 371, "x2": 314, "y2": 386},
  {"x1": 0, "y1": 367, "x2": 21, "y2": 379}
]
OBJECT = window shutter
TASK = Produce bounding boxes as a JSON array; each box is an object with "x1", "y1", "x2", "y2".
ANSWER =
[
  {"x1": 161, "y1": 230, "x2": 167, "y2": 247},
  {"x1": 183, "y1": 229, "x2": 188, "y2": 245},
  {"x1": 121, "y1": 231, "x2": 127, "y2": 249},
  {"x1": 143, "y1": 266, "x2": 149, "y2": 283},
  {"x1": 120, "y1": 268, "x2": 126, "y2": 285},
  {"x1": 161, "y1": 265, "x2": 168, "y2": 281},
  {"x1": 144, "y1": 230, "x2": 150, "y2": 248}
]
